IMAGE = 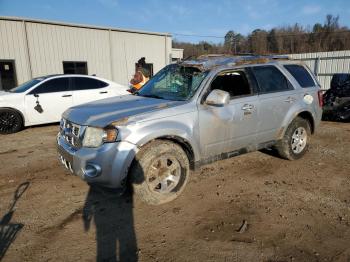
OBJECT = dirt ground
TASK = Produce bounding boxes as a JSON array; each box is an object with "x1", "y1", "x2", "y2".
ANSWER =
[{"x1": 0, "y1": 121, "x2": 349, "y2": 262}]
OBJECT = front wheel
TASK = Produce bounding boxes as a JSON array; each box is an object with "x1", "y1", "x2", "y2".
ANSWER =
[
  {"x1": 130, "y1": 140, "x2": 190, "y2": 205},
  {"x1": 275, "y1": 117, "x2": 311, "y2": 160},
  {"x1": 0, "y1": 109, "x2": 23, "y2": 134}
]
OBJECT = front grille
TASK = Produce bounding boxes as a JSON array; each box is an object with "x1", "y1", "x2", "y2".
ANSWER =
[
  {"x1": 60, "y1": 119, "x2": 82, "y2": 148},
  {"x1": 72, "y1": 125, "x2": 80, "y2": 136}
]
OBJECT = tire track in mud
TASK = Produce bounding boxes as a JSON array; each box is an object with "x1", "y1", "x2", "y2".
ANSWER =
[{"x1": 39, "y1": 207, "x2": 84, "y2": 234}]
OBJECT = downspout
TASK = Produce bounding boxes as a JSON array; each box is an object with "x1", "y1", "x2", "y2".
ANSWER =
[
  {"x1": 108, "y1": 29, "x2": 114, "y2": 81},
  {"x1": 23, "y1": 20, "x2": 33, "y2": 79},
  {"x1": 165, "y1": 35, "x2": 170, "y2": 65}
]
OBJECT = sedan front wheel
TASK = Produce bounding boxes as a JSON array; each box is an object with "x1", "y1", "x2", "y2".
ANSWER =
[{"x1": 0, "y1": 109, "x2": 23, "y2": 134}]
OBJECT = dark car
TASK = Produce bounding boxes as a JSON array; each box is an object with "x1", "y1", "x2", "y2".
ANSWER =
[{"x1": 323, "y1": 73, "x2": 350, "y2": 121}]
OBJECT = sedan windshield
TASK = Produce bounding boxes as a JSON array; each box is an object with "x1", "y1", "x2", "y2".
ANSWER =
[
  {"x1": 9, "y1": 78, "x2": 43, "y2": 93},
  {"x1": 136, "y1": 64, "x2": 208, "y2": 101}
]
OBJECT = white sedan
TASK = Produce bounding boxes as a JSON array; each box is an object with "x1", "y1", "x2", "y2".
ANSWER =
[{"x1": 0, "y1": 74, "x2": 129, "y2": 134}]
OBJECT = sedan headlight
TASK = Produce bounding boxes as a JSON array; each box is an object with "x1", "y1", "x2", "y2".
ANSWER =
[{"x1": 82, "y1": 126, "x2": 118, "y2": 148}]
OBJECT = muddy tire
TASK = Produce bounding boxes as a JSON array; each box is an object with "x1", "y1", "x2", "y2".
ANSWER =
[
  {"x1": 0, "y1": 109, "x2": 23, "y2": 134},
  {"x1": 275, "y1": 117, "x2": 311, "y2": 160},
  {"x1": 130, "y1": 140, "x2": 190, "y2": 205}
]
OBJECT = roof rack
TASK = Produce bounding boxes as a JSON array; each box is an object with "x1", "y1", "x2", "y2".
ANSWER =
[
  {"x1": 196, "y1": 54, "x2": 290, "y2": 60},
  {"x1": 180, "y1": 54, "x2": 290, "y2": 71},
  {"x1": 197, "y1": 54, "x2": 231, "y2": 59}
]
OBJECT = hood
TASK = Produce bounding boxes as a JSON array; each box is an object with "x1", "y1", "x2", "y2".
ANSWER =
[
  {"x1": 63, "y1": 95, "x2": 186, "y2": 127},
  {"x1": 0, "y1": 90, "x2": 11, "y2": 97},
  {"x1": 0, "y1": 91, "x2": 22, "y2": 102}
]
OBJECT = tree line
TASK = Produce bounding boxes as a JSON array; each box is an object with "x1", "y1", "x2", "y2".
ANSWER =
[{"x1": 173, "y1": 15, "x2": 350, "y2": 58}]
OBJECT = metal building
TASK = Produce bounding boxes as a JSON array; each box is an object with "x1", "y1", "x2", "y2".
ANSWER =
[
  {"x1": 170, "y1": 48, "x2": 184, "y2": 63},
  {"x1": 0, "y1": 16, "x2": 172, "y2": 90},
  {"x1": 289, "y1": 50, "x2": 350, "y2": 91}
]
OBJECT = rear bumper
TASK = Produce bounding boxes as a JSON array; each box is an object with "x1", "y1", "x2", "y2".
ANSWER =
[{"x1": 57, "y1": 133, "x2": 138, "y2": 188}]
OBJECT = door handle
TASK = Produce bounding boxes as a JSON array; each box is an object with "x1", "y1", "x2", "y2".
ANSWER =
[
  {"x1": 62, "y1": 94, "x2": 72, "y2": 97},
  {"x1": 99, "y1": 91, "x2": 108, "y2": 94},
  {"x1": 241, "y1": 104, "x2": 254, "y2": 111},
  {"x1": 284, "y1": 96, "x2": 296, "y2": 103}
]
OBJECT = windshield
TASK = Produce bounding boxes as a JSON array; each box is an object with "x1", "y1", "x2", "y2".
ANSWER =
[
  {"x1": 9, "y1": 78, "x2": 43, "y2": 93},
  {"x1": 136, "y1": 64, "x2": 208, "y2": 101}
]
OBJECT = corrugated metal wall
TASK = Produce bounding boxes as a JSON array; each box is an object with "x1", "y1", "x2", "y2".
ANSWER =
[
  {"x1": 25, "y1": 22, "x2": 112, "y2": 80},
  {"x1": 0, "y1": 17, "x2": 171, "y2": 87},
  {"x1": 110, "y1": 31, "x2": 170, "y2": 85},
  {"x1": 289, "y1": 50, "x2": 350, "y2": 90},
  {"x1": 0, "y1": 20, "x2": 31, "y2": 84}
]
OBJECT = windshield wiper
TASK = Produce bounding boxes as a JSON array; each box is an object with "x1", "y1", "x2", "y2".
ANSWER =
[{"x1": 140, "y1": 94, "x2": 164, "y2": 99}]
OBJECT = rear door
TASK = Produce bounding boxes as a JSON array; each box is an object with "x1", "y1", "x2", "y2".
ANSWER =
[
  {"x1": 71, "y1": 77, "x2": 110, "y2": 106},
  {"x1": 251, "y1": 65, "x2": 297, "y2": 143},
  {"x1": 25, "y1": 77, "x2": 73, "y2": 125}
]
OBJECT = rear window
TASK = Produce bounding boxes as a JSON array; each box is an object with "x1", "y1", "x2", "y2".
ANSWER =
[
  {"x1": 284, "y1": 65, "x2": 315, "y2": 88},
  {"x1": 71, "y1": 77, "x2": 108, "y2": 91},
  {"x1": 252, "y1": 66, "x2": 293, "y2": 94}
]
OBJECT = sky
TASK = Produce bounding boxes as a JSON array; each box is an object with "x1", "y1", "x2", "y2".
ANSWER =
[{"x1": 1, "y1": 0, "x2": 350, "y2": 43}]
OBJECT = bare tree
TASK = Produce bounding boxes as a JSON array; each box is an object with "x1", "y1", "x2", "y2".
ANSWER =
[{"x1": 173, "y1": 14, "x2": 350, "y2": 58}]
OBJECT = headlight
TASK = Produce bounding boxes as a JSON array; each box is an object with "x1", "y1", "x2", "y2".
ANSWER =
[
  {"x1": 82, "y1": 126, "x2": 118, "y2": 148},
  {"x1": 59, "y1": 118, "x2": 65, "y2": 131}
]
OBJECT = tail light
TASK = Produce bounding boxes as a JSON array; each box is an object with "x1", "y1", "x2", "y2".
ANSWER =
[{"x1": 317, "y1": 90, "x2": 324, "y2": 107}]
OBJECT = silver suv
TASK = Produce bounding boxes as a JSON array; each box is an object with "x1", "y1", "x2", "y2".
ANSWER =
[{"x1": 57, "y1": 55, "x2": 323, "y2": 205}]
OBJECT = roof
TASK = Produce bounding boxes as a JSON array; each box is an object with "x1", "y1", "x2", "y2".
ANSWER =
[
  {"x1": 0, "y1": 16, "x2": 171, "y2": 37},
  {"x1": 180, "y1": 54, "x2": 291, "y2": 71},
  {"x1": 34, "y1": 74, "x2": 61, "y2": 80},
  {"x1": 34, "y1": 74, "x2": 112, "y2": 79}
]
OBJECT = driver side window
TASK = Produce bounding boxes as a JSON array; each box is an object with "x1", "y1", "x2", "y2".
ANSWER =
[
  {"x1": 210, "y1": 70, "x2": 252, "y2": 99},
  {"x1": 29, "y1": 78, "x2": 70, "y2": 94}
]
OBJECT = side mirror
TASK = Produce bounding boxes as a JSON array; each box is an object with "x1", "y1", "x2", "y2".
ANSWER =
[
  {"x1": 34, "y1": 94, "x2": 39, "y2": 98},
  {"x1": 205, "y1": 89, "x2": 230, "y2": 107}
]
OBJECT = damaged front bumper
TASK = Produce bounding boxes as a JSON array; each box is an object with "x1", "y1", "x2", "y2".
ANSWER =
[{"x1": 57, "y1": 134, "x2": 138, "y2": 188}]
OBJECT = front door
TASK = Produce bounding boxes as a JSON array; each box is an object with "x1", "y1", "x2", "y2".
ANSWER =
[
  {"x1": 0, "y1": 60, "x2": 17, "y2": 91},
  {"x1": 25, "y1": 77, "x2": 73, "y2": 125},
  {"x1": 198, "y1": 69, "x2": 259, "y2": 159}
]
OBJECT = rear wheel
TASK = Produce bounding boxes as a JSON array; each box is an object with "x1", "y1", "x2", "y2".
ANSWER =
[
  {"x1": 275, "y1": 117, "x2": 311, "y2": 160},
  {"x1": 0, "y1": 109, "x2": 23, "y2": 134},
  {"x1": 130, "y1": 140, "x2": 190, "y2": 205}
]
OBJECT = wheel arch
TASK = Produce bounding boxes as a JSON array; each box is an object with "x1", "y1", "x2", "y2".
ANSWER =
[
  {"x1": 297, "y1": 111, "x2": 315, "y2": 134},
  {"x1": 134, "y1": 135, "x2": 196, "y2": 170},
  {"x1": 156, "y1": 135, "x2": 195, "y2": 170},
  {"x1": 278, "y1": 109, "x2": 315, "y2": 140},
  {"x1": 0, "y1": 107, "x2": 25, "y2": 126}
]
